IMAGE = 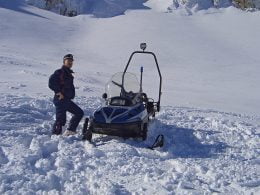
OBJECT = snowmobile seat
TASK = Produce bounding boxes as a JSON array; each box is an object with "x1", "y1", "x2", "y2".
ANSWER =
[
  {"x1": 122, "y1": 91, "x2": 144, "y2": 105},
  {"x1": 109, "y1": 96, "x2": 133, "y2": 106}
]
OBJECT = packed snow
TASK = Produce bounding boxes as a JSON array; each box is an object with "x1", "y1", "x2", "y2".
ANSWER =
[{"x1": 0, "y1": 0, "x2": 260, "y2": 194}]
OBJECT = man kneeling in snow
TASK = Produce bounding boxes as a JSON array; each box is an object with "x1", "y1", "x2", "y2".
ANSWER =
[{"x1": 48, "y1": 54, "x2": 84, "y2": 136}]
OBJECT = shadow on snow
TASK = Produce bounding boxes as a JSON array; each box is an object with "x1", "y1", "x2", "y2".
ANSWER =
[{"x1": 91, "y1": 119, "x2": 228, "y2": 159}]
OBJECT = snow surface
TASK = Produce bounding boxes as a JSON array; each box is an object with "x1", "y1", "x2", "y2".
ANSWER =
[{"x1": 0, "y1": 1, "x2": 260, "y2": 194}]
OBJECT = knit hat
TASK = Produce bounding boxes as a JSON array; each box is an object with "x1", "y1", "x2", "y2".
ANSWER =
[{"x1": 63, "y1": 54, "x2": 74, "y2": 61}]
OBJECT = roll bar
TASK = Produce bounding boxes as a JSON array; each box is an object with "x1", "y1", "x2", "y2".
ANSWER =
[{"x1": 122, "y1": 44, "x2": 162, "y2": 112}]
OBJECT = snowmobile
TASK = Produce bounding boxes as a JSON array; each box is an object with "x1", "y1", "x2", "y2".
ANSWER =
[{"x1": 82, "y1": 43, "x2": 162, "y2": 143}]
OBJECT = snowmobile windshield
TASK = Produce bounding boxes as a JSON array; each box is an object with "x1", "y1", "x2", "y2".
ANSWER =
[{"x1": 105, "y1": 72, "x2": 140, "y2": 99}]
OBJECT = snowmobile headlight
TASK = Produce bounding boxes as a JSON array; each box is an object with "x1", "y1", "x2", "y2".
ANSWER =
[{"x1": 140, "y1": 43, "x2": 147, "y2": 51}]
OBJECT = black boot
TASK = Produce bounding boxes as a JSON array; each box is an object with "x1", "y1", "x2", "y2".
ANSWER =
[{"x1": 52, "y1": 121, "x2": 62, "y2": 135}]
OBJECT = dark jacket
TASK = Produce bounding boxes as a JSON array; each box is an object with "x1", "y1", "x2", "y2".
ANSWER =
[{"x1": 49, "y1": 66, "x2": 75, "y2": 99}]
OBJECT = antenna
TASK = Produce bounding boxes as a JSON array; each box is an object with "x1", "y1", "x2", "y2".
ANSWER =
[{"x1": 140, "y1": 66, "x2": 143, "y2": 93}]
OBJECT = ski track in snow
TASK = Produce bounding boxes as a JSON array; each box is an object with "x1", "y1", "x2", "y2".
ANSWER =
[{"x1": 0, "y1": 94, "x2": 259, "y2": 194}]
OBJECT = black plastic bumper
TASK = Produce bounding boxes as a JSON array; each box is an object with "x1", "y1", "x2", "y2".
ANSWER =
[{"x1": 92, "y1": 120, "x2": 143, "y2": 138}]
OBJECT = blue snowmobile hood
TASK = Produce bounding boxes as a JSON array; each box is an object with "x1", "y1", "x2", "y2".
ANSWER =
[{"x1": 94, "y1": 103, "x2": 146, "y2": 124}]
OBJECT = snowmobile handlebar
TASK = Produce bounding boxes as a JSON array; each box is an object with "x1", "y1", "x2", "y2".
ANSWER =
[{"x1": 122, "y1": 50, "x2": 162, "y2": 112}]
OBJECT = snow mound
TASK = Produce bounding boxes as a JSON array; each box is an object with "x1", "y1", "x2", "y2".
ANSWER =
[{"x1": 0, "y1": 95, "x2": 259, "y2": 194}]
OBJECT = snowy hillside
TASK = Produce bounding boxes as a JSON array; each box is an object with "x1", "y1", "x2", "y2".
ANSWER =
[
  {"x1": 0, "y1": 0, "x2": 260, "y2": 194},
  {"x1": 25, "y1": 0, "x2": 149, "y2": 17},
  {"x1": 24, "y1": 0, "x2": 260, "y2": 17},
  {"x1": 7, "y1": 0, "x2": 236, "y2": 19}
]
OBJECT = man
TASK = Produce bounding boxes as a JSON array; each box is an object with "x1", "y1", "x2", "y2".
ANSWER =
[{"x1": 48, "y1": 54, "x2": 84, "y2": 136}]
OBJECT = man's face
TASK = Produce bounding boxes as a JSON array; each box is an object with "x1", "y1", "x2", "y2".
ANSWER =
[{"x1": 64, "y1": 59, "x2": 73, "y2": 68}]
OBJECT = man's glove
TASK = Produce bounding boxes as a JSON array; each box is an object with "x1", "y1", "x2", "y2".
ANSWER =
[{"x1": 56, "y1": 92, "x2": 64, "y2": 100}]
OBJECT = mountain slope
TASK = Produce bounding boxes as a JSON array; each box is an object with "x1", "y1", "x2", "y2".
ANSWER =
[{"x1": 0, "y1": 2, "x2": 260, "y2": 194}]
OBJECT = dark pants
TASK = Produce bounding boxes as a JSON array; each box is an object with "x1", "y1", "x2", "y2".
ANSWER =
[{"x1": 52, "y1": 97, "x2": 84, "y2": 134}]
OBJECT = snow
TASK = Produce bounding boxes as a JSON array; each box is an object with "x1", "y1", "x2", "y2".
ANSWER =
[
  {"x1": 24, "y1": 0, "x2": 235, "y2": 17},
  {"x1": 0, "y1": 95, "x2": 259, "y2": 194},
  {"x1": 0, "y1": 0, "x2": 260, "y2": 194},
  {"x1": 25, "y1": 0, "x2": 149, "y2": 18},
  {"x1": 144, "y1": 0, "x2": 173, "y2": 12}
]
